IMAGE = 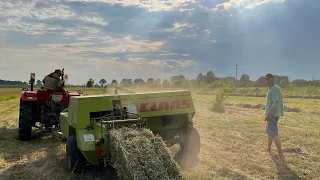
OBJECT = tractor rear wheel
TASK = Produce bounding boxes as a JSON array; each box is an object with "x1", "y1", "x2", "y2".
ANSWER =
[
  {"x1": 180, "y1": 127, "x2": 201, "y2": 156},
  {"x1": 66, "y1": 135, "x2": 88, "y2": 174},
  {"x1": 18, "y1": 99, "x2": 35, "y2": 141}
]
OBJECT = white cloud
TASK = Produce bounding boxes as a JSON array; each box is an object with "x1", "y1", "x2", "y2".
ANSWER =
[
  {"x1": 66, "y1": 0, "x2": 196, "y2": 11},
  {"x1": 215, "y1": 0, "x2": 286, "y2": 10},
  {"x1": 36, "y1": 34, "x2": 165, "y2": 54},
  {"x1": 151, "y1": 22, "x2": 203, "y2": 40},
  {"x1": 244, "y1": 0, "x2": 286, "y2": 9},
  {"x1": 0, "y1": 18, "x2": 63, "y2": 35},
  {"x1": 166, "y1": 22, "x2": 197, "y2": 32},
  {"x1": 126, "y1": 58, "x2": 194, "y2": 68},
  {"x1": 0, "y1": 0, "x2": 108, "y2": 28},
  {"x1": 61, "y1": 26, "x2": 104, "y2": 40}
]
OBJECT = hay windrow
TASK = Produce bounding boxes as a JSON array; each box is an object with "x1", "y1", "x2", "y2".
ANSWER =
[{"x1": 109, "y1": 126, "x2": 182, "y2": 180}]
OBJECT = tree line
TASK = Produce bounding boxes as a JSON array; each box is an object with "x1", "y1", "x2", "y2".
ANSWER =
[
  {"x1": 85, "y1": 71, "x2": 320, "y2": 88},
  {"x1": 1, "y1": 71, "x2": 319, "y2": 88},
  {"x1": 0, "y1": 79, "x2": 26, "y2": 85}
]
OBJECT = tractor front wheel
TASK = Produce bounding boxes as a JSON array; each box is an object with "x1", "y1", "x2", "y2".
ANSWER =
[
  {"x1": 66, "y1": 136, "x2": 88, "y2": 174},
  {"x1": 18, "y1": 99, "x2": 35, "y2": 141}
]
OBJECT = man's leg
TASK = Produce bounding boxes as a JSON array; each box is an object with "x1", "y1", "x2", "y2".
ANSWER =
[
  {"x1": 274, "y1": 135, "x2": 284, "y2": 158},
  {"x1": 267, "y1": 117, "x2": 284, "y2": 158},
  {"x1": 267, "y1": 136, "x2": 273, "y2": 152},
  {"x1": 266, "y1": 119, "x2": 274, "y2": 151},
  {"x1": 273, "y1": 117, "x2": 284, "y2": 158}
]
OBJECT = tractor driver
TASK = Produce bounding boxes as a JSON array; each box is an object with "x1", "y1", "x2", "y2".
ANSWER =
[{"x1": 42, "y1": 69, "x2": 65, "y2": 92}]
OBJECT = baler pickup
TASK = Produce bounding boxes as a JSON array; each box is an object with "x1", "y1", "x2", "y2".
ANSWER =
[{"x1": 100, "y1": 119, "x2": 147, "y2": 128}]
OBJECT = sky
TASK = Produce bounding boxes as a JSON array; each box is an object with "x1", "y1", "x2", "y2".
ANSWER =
[{"x1": 0, "y1": 0, "x2": 320, "y2": 85}]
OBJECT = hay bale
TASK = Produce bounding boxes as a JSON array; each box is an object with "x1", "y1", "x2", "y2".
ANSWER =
[
  {"x1": 109, "y1": 126, "x2": 182, "y2": 180},
  {"x1": 224, "y1": 103, "x2": 233, "y2": 106},
  {"x1": 284, "y1": 107, "x2": 303, "y2": 112},
  {"x1": 251, "y1": 104, "x2": 265, "y2": 109},
  {"x1": 211, "y1": 102, "x2": 227, "y2": 113},
  {"x1": 151, "y1": 136, "x2": 182, "y2": 179},
  {"x1": 239, "y1": 104, "x2": 252, "y2": 108}
]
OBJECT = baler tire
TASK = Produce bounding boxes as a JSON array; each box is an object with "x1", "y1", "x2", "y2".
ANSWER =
[
  {"x1": 180, "y1": 127, "x2": 201, "y2": 157},
  {"x1": 66, "y1": 136, "x2": 88, "y2": 174},
  {"x1": 18, "y1": 99, "x2": 34, "y2": 141}
]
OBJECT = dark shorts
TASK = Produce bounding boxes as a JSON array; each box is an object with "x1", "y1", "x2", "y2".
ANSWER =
[{"x1": 266, "y1": 116, "x2": 279, "y2": 136}]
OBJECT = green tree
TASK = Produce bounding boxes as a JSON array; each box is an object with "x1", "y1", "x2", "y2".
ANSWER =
[
  {"x1": 147, "y1": 78, "x2": 154, "y2": 85},
  {"x1": 154, "y1": 79, "x2": 161, "y2": 87},
  {"x1": 36, "y1": 79, "x2": 43, "y2": 86},
  {"x1": 120, "y1": 79, "x2": 133, "y2": 86},
  {"x1": 239, "y1": 74, "x2": 250, "y2": 87},
  {"x1": 171, "y1": 75, "x2": 185, "y2": 88},
  {"x1": 189, "y1": 79, "x2": 199, "y2": 88},
  {"x1": 205, "y1": 71, "x2": 215, "y2": 83},
  {"x1": 133, "y1": 79, "x2": 145, "y2": 85},
  {"x1": 86, "y1": 78, "x2": 94, "y2": 88},
  {"x1": 99, "y1": 79, "x2": 107, "y2": 86},
  {"x1": 111, "y1": 79, "x2": 118, "y2": 84},
  {"x1": 162, "y1": 79, "x2": 170, "y2": 88},
  {"x1": 196, "y1": 71, "x2": 216, "y2": 84},
  {"x1": 240, "y1": 74, "x2": 250, "y2": 82},
  {"x1": 253, "y1": 76, "x2": 266, "y2": 87},
  {"x1": 183, "y1": 79, "x2": 190, "y2": 88},
  {"x1": 196, "y1": 73, "x2": 204, "y2": 82},
  {"x1": 211, "y1": 88, "x2": 229, "y2": 113}
]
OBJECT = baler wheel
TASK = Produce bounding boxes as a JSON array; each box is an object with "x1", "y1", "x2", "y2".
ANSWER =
[
  {"x1": 66, "y1": 136, "x2": 88, "y2": 174},
  {"x1": 180, "y1": 127, "x2": 201, "y2": 156}
]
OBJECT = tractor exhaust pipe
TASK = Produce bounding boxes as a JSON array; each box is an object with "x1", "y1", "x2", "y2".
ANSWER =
[{"x1": 29, "y1": 73, "x2": 36, "y2": 91}]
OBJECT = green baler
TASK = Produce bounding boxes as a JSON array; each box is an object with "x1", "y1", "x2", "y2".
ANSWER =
[{"x1": 58, "y1": 90, "x2": 200, "y2": 174}]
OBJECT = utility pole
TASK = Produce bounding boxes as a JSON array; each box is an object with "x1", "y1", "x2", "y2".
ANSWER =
[{"x1": 235, "y1": 64, "x2": 238, "y2": 80}]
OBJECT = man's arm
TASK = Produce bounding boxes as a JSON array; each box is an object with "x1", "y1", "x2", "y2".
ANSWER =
[
  {"x1": 57, "y1": 79, "x2": 65, "y2": 91},
  {"x1": 267, "y1": 107, "x2": 276, "y2": 118},
  {"x1": 271, "y1": 89, "x2": 280, "y2": 106},
  {"x1": 266, "y1": 88, "x2": 280, "y2": 120}
]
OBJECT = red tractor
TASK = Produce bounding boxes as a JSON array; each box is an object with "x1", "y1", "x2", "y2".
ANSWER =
[{"x1": 18, "y1": 69, "x2": 83, "y2": 141}]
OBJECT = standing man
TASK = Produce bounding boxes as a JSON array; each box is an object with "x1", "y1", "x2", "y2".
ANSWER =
[{"x1": 264, "y1": 73, "x2": 284, "y2": 159}]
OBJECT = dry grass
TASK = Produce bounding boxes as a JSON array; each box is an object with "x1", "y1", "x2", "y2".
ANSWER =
[
  {"x1": 0, "y1": 88, "x2": 21, "y2": 102},
  {"x1": 0, "y1": 88, "x2": 319, "y2": 180}
]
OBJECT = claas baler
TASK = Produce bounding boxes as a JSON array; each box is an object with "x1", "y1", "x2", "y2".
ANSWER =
[{"x1": 58, "y1": 90, "x2": 200, "y2": 174}]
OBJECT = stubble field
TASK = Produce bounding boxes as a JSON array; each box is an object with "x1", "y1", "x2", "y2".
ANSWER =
[{"x1": 0, "y1": 87, "x2": 319, "y2": 180}]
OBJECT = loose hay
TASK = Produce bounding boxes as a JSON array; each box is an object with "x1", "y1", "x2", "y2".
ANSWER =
[
  {"x1": 224, "y1": 103, "x2": 304, "y2": 112},
  {"x1": 109, "y1": 126, "x2": 182, "y2": 180}
]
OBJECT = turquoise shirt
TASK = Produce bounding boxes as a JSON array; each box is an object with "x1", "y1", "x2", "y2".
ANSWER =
[{"x1": 265, "y1": 83, "x2": 284, "y2": 117}]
